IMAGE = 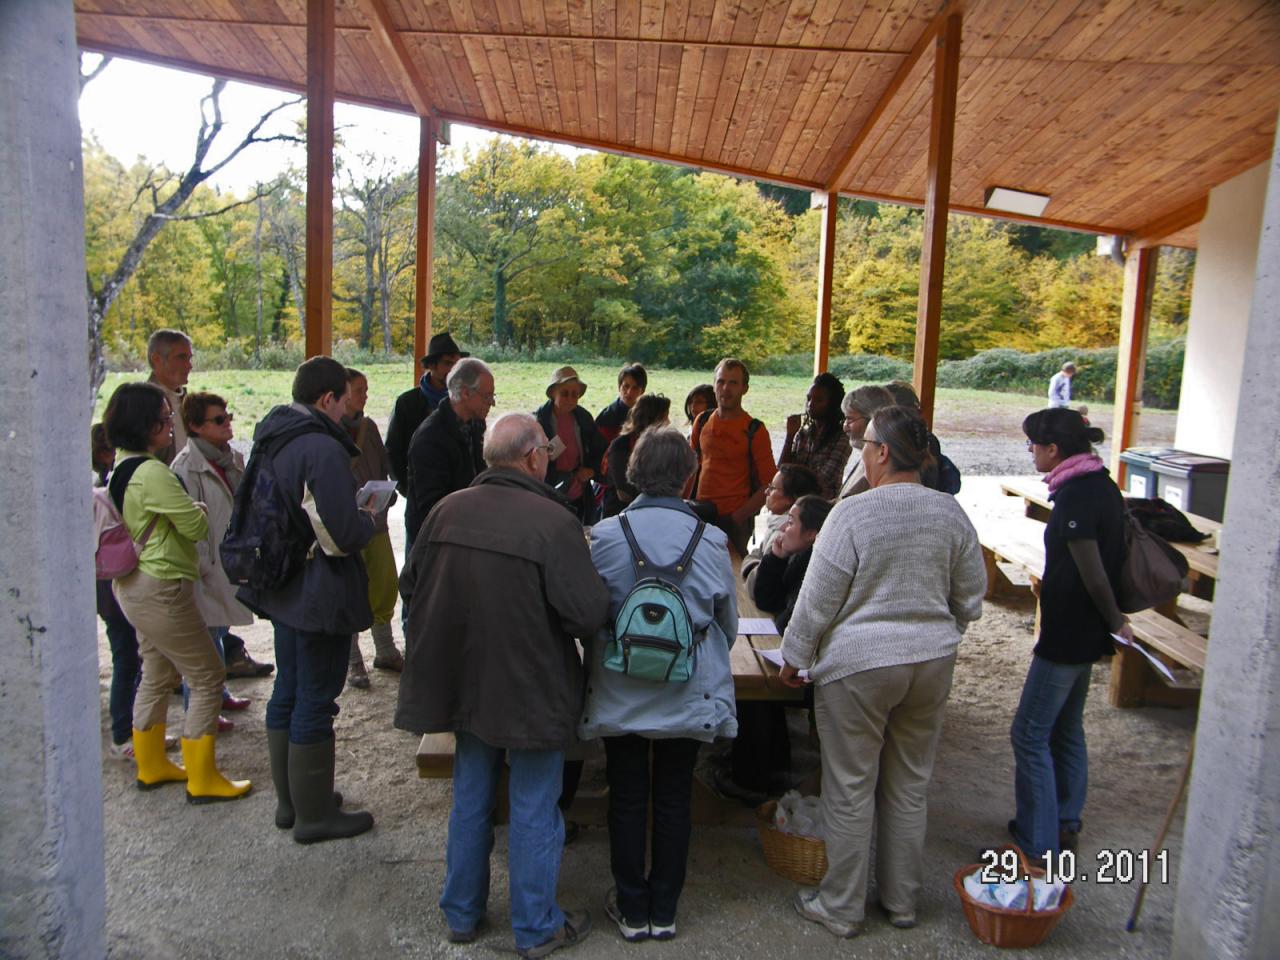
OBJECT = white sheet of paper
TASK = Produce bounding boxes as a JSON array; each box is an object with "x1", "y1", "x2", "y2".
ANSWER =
[
  {"x1": 357, "y1": 480, "x2": 397, "y2": 514},
  {"x1": 1111, "y1": 632, "x2": 1176, "y2": 683},
  {"x1": 738, "y1": 617, "x2": 780, "y2": 636},
  {"x1": 756, "y1": 647, "x2": 810, "y2": 681}
]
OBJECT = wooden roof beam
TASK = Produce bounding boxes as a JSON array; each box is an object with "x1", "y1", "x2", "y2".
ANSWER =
[
  {"x1": 354, "y1": 0, "x2": 434, "y2": 117},
  {"x1": 1128, "y1": 196, "x2": 1208, "y2": 251},
  {"x1": 823, "y1": 1, "x2": 964, "y2": 193}
]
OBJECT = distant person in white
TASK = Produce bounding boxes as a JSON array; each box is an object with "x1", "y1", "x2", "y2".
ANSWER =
[{"x1": 1048, "y1": 362, "x2": 1076, "y2": 408}]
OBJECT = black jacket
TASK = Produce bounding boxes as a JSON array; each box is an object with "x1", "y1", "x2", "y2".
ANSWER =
[
  {"x1": 405, "y1": 399, "x2": 485, "y2": 540},
  {"x1": 534, "y1": 400, "x2": 606, "y2": 521},
  {"x1": 385, "y1": 378, "x2": 448, "y2": 495},
  {"x1": 746, "y1": 547, "x2": 813, "y2": 634},
  {"x1": 236, "y1": 403, "x2": 375, "y2": 636}
]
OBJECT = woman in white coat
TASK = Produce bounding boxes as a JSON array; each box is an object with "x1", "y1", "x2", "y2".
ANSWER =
[{"x1": 172, "y1": 392, "x2": 255, "y2": 719}]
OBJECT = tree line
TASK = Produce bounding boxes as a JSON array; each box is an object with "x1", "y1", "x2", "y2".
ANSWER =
[{"x1": 84, "y1": 127, "x2": 1194, "y2": 376}]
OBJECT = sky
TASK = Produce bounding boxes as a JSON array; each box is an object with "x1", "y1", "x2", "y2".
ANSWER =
[{"x1": 76, "y1": 54, "x2": 574, "y2": 194}]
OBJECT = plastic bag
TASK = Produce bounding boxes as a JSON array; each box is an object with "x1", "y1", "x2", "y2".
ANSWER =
[{"x1": 773, "y1": 790, "x2": 825, "y2": 839}]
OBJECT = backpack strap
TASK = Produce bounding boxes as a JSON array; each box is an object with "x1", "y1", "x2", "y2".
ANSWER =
[
  {"x1": 687, "y1": 409, "x2": 713, "y2": 495},
  {"x1": 745, "y1": 417, "x2": 763, "y2": 494},
  {"x1": 618, "y1": 510, "x2": 705, "y2": 586},
  {"x1": 106, "y1": 456, "x2": 162, "y2": 548}
]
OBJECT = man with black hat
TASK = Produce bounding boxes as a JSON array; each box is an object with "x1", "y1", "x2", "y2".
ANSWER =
[{"x1": 386, "y1": 332, "x2": 468, "y2": 500}]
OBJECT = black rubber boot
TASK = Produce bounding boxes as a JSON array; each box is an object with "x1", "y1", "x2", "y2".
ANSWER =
[
  {"x1": 288, "y1": 736, "x2": 372, "y2": 844},
  {"x1": 269, "y1": 729, "x2": 344, "y2": 830}
]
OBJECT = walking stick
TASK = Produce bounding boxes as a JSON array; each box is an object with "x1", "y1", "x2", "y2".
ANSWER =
[{"x1": 1126, "y1": 739, "x2": 1195, "y2": 932}]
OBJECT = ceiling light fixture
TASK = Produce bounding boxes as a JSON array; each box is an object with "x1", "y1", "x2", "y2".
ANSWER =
[{"x1": 984, "y1": 186, "x2": 1051, "y2": 218}]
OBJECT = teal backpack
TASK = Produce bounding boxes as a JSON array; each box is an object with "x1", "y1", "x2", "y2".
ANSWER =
[{"x1": 605, "y1": 509, "x2": 706, "y2": 683}]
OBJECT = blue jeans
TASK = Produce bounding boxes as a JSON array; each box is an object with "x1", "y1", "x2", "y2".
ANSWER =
[
  {"x1": 104, "y1": 613, "x2": 140, "y2": 745},
  {"x1": 1010, "y1": 655, "x2": 1092, "y2": 859},
  {"x1": 265, "y1": 624, "x2": 350, "y2": 744},
  {"x1": 440, "y1": 731, "x2": 566, "y2": 949}
]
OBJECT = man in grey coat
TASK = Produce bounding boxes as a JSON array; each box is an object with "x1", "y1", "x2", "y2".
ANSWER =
[{"x1": 396, "y1": 412, "x2": 610, "y2": 958}]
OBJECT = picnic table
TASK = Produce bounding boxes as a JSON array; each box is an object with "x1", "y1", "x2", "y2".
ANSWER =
[
  {"x1": 981, "y1": 478, "x2": 1213, "y2": 707},
  {"x1": 414, "y1": 549, "x2": 802, "y2": 824}
]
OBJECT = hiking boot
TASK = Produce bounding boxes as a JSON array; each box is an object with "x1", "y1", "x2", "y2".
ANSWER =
[
  {"x1": 793, "y1": 889, "x2": 862, "y2": 939},
  {"x1": 517, "y1": 910, "x2": 592, "y2": 958},
  {"x1": 371, "y1": 622, "x2": 404, "y2": 671},
  {"x1": 226, "y1": 650, "x2": 274, "y2": 678},
  {"x1": 347, "y1": 640, "x2": 370, "y2": 690},
  {"x1": 605, "y1": 889, "x2": 648, "y2": 943}
]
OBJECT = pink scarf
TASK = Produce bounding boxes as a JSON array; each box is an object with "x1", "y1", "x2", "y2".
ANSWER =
[{"x1": 1045, "y1": 452, "x2": 1106, "y2": 497}]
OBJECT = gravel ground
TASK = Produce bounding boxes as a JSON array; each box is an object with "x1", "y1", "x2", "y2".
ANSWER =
[{"x1": 96, "y1": 447, "x2": 1194, "y2": 958}]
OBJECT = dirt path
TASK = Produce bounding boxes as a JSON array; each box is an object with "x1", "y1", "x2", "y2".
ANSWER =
[{"x1": 96, "y1": 477, "x2": 1195, "y2": 959}]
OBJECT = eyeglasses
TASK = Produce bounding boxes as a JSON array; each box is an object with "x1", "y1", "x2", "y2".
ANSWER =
[
  {"x1": 206, "y1": 413, "x2": 234, "y2": 426},
  {"x1": 528, "y1": 442, "x2": 553, "y2": 456},
  {"x1": 863, "y1": 437, "x2": 885, "y2": 447},
  {"x1": 844, "y1": 412, "x2": 866, "y2": 423},
  {"x1": 1025, "y1": 439, "x2": 1037, "y2": 450}
]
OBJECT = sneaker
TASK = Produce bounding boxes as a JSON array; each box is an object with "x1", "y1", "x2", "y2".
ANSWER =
[
  {"x1": 226, "y1": 651, "x2": 274, "y2": 678},
  {"x1": 887, "y1": 910, "x2": 916, "y2": 929},
  {"x1": 216, "y1": 715, "x2": 235, "y2": 733},
  {"x1": 517, "y1": 910, "x2": 592, "y2": 958},
  {"x1": 649, "y1": 921, "x2": 676, "y2": 941},
  {"x1": 605, "y1": 890, "x2": 648, "y2": 943},
  {"x1": 108, "y1": 741, "x2": 135, "y2": 762},
  {"x1": 793, "y1": 890, "x2": 862, "y2": 939},
  {"x1": 221, "y1": 693, "x2": 251, "y2": 711}
]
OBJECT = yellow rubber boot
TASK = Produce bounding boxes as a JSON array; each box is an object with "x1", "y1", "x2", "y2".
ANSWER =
[
  {"x1": 133, "y1": 725, "x2": 187, "y2": 791},
  {"x1": 181, "y1": 734, "x2": 252, "y2": 804}
]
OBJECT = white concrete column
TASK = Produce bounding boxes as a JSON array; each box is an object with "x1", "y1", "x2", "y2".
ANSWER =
[
  {"x1": 0, "y1": 2, "x2": 107, "y2": 956},
  {"x1": 1172, "y1": 118, "x2": 1280, "y2": 960}
]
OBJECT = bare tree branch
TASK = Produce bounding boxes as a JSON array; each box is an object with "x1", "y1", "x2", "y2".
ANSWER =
[
  {"x1": 79, "y1": 53, "x2": 113, "y2": 97},
  {"x1": 155, "y1": 185, "x2": 278, "y2": 223}
]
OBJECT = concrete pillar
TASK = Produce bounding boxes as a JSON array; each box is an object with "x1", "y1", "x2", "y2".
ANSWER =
[
  {"x1": 0, "y1": 2, "x2": 107, "y2": 957},
  {"x1": 1172, "y1": 120, "x2": 1280, "y2": 960}
]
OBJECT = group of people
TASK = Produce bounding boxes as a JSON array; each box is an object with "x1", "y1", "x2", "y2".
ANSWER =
[{"x1": 93, "y1": 331, "x2": 1131, "y2": 957}]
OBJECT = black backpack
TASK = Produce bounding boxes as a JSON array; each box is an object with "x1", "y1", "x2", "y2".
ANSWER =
[{"x1": 220, "y1": 423, "x2": 324, "y2": 591}]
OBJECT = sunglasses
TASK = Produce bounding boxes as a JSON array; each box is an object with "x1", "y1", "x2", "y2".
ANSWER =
[{"x1": 205, "y1": 413, "x2": 234, "y2": 426}]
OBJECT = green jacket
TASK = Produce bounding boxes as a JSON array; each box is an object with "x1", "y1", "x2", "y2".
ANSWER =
[{"x1": 117, "y1": 450, "x2": 209, "y2": 581}]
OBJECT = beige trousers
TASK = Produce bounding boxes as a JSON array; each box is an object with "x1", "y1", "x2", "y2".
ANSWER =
[
  {"x1": 813, "y1": 654, "x2": 956, "y2": 922},
  {"x1": 113, "y1": 570, "x2": 225, "y2": 738}
]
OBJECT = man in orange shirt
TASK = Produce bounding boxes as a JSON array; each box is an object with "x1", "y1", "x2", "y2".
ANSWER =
[{"x1": 689, "y1": 358, "x2": 777, "y2": 556}]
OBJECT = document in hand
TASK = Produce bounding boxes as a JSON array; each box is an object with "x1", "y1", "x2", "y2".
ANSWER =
[
  {"x1": 757, "y1": 647, "x2": 810, "y2": 682},
  {"x1": 357, "y1": 480, "x2": 397, "y2": 514},
  {"x1": 1111, "y1": 631, "x2": 1176, "y2": 683}
]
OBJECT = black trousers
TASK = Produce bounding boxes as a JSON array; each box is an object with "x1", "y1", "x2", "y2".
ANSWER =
[
  {"x1": 730, "y1": 702, "x2": 792, "y2": 791},
  {"x1": 603, "y1": 734, "x2": 701, "y2": 926}
]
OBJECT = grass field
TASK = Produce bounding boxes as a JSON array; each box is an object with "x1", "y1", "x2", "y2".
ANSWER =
[{"x1": 94, "y1": 362, "x2": 1174, "y2": 470}]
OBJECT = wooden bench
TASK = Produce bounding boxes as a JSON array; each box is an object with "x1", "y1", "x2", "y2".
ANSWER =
[{"x1": 974, "y1": 511, "x2": 1208, "y2": 708}]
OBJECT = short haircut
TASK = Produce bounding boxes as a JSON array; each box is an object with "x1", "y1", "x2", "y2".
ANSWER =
[
  {"x1": 91, "y1": 422, "x2": 113, "y2": 470},
  {"x1": 292, "y1": 356, "x2": 350, "y2": 405},
  {"x1": 884, "y1": 380, "x2": 920, "y2": 409},
  {"x1": 618, "y1": 363, "x2": 648, "y2": 390},
  {"x1": 684, "y1": 384, "x2": 715, "y2": 423},
  {"x1": 1062, "y1": 362, "x2": 1077, "y2": 373},
  {"x1": 103, "y1": 381, "x2": 169, "y2": 452},
  {"x1": 793, "y1": 494, "x2": 834, "y2": 534},
  {"x1": 147, "y1": 329, "x2": 191, "y2": 361},
  {"x1": 621, "y1": 394, "x2": 670, "y2": 436},
  {"x1": 842, "y1": 384, "x2": 895, "y2": 418},
  {"x1": 1023, "y1": 407, "x2": 1103, "y2": 458},
  {"x1": 483, "y1": 412, "x2": 541, "y2": 468},
  {"x1": 715, "y1": 357, "x2": 750, "y2": 387},
  {"x1": 777, "y1": 463, "x2": 821, "y2": 501},
  {"x1": 345, "y1": 366, "x2": 366, "y2": 382},
  {"x1": 627, "y1": 427, "x2": 696, "y2": 498},
  {"x1": 181, "y1": 391, "x2": 229, "y2": 431},
  {"x1": 869, "y1": 405, "x2": 933, "y2": 474},
  {"x1": 447, "y1": 357, "x2": 493, "y2": 403}
]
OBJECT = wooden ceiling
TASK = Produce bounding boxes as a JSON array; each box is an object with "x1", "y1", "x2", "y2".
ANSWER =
[{"x1": 75, "y1": 1, "x2": 1280, "y2": 245}]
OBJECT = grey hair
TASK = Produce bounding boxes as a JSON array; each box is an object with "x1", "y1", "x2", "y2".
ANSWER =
[
  {"x1": 483, "y1": 412, "x2": 542, "y2": 468},
  {"x1": 626, "y1": 427, "x2": 696, "y2": 498},
  {"x1": 447, "y1": 357, "x2": 492, "y2": 403},
  {"x1": 147, "y1": 328, "x2": 191, "y2": 359},
  {"x1": 841, "y1": 384, "x2": 895, "y2": 418}
]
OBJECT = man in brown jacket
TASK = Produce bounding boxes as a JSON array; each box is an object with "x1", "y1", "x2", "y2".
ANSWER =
[{"x1": 395, "y1": 412, "x2": 609, "y2": 958}]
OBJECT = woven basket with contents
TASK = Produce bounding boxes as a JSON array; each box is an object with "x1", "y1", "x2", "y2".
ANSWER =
[
  {"x1": 755, "y1": 800, "x2": 827, "y2": 886},
  {"x1": 954, "y1": 845, "x2": 1075, "y2": 948}
]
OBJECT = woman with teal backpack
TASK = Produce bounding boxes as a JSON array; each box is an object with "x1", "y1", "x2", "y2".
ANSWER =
[{"x1": 580, "y1": 427, "x2": 738, "y2": 944}]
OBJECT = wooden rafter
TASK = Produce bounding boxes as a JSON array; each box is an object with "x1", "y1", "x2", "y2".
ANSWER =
[
  {"x1": 354, "y1": 0, "x2": 434, "y2": 117},
  {"x1": 1111, "y1": 247, "x2": 1159, "y2": 481},
  {"x1": 413, "y1": 116, "x2": 437, "y2": 382},
  {"x1": 813, "y1": 193, "x2": 839, "y2": 376},
  {"x1": 823, "y1": 2, "x2": 962, "y2": 192},
  {"x1": 304, "y1": 0, "x2": 334, "y2": 358},
  {"x1": 1128, "y1": 196, "x2": 1209, "y2": 251}
]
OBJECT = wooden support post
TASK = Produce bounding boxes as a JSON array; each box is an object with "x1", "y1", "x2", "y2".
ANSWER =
[
  {"x1": 304, "y1": 0, "x2": 335, "y2": 358},
  {"x1": 1111, "y1": 247, "x2": 1159, "y2": 485},
  {"x1": 911, "y1": 10, "x2": 961, "y2": 429},
  {"x1": 813, "y1": 192, "x2": 838, "y2": 376},
  {"x1": 413, "y1": 116, "x2": 438, "y2": 379}
]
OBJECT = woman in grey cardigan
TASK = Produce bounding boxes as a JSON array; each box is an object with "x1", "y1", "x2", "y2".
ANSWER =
[
  {"x1": 581, "y1": 427, "x2": 738, "y2": 943},
  {"x1": 780, "y1": 405, "x2": 986, "y2": 938}
]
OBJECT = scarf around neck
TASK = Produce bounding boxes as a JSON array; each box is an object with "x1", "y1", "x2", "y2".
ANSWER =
[
  {"x1": 191, "y1": 436, "x2": 242, "y2": 490},
  {"x1": 1045, "y1": 452, "x2": 1105, "y2": 497}
]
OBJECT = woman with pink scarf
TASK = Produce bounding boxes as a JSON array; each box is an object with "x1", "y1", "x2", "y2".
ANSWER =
[{"x1": 1008, "y1": 408, "x2": 1133, "y2": 862}]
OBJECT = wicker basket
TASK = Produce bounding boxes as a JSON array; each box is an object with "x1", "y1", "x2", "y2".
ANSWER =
[
  {"x1": 954, "y1": 845, "x2": 1075, "y2": 948},
  {"x1": 755, "y1": 800, "x2": 828, "y2": 885}
]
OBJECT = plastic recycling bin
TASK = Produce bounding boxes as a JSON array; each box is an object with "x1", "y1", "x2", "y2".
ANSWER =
[
  {"x1": 1151, "y1": 454, "x2": 1230, "y2": 521},
  {"x1": 1118, "y1": 447, "x2": 1179, "y2": 499}
]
